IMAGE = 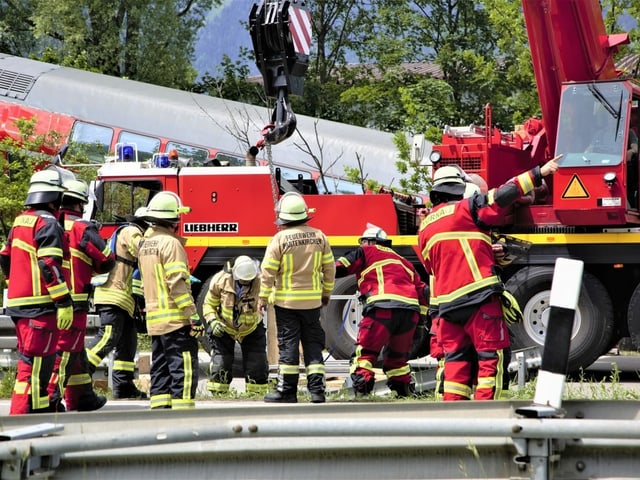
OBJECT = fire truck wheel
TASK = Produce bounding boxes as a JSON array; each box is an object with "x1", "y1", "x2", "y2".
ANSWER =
[
  {"x1": 321, "y1": 276, "x2": 359, "y2": 360},
  {"x1": 505, "y1": 266, "x2": 614, "y2": 373}
]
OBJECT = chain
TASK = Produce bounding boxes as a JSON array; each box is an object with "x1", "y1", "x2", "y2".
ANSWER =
[{"x1": 266, "y1": 143, "x2": 279, "y2": 218}]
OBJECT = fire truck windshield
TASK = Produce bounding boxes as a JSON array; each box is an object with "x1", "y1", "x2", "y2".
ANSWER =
[{"x1": 555, "y1": 82, "x2": 630, "y2": 168}]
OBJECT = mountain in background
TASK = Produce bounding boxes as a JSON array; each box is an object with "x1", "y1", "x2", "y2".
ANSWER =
[{"x1": 194, "y1": 1, "x2": 258, "y2": 79}]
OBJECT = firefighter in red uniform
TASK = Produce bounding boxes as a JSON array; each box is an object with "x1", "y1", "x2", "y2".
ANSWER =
[
  {"x1": 418, "y1": 157, "x2": 560, "y2": 401},
  {"x1": 137, "y1": 192, "x2": 204, "y2": 409},
  {"x1": 48, "y1": 180, "x2": 115, "y2": 411},
  {"x1": 0, "y1": 169, "x2": 72, "y2": 414},
  {"x1": 335, "y1": 226, "x2": 428, "y2": 397}
]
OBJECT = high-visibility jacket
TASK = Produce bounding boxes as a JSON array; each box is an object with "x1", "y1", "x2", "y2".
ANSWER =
[
  {"x1": 418, "y1": 166, "x2": 543, "y2": 317},
  {"x1": 138, "y1": 225, "x2": 196, "y2": 335},
  {"x1": 260, "y1": 224, "x2": 335, "y2": 310},
  {"x1": 0, "y1": 208, "x2": 71, "y2": 317},
  {"x1": 203, "y1": 267, "x2": 261, "y2": 341},
  {"x1": 93, "y1": 223, "x2": 143, "y2": 316},
  {"x1": 335, "y1": 245, "x2": 427, "y2": 315},
  {"x1": 61, "y1": 209, "x2": 115, "y2": 311}
]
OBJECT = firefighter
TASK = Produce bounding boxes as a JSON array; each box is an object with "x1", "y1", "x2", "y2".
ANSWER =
[
  {"x1": 335, "y1": 226, "x2": 428, "y2": 398},
  {"x1": 418, "y1": 157, "x2": 560, "y2": 401},
  {"x1": 258, "y1": 192, "x2": 335, "y2": 404},
  {"x1": 0, "y1": 169, "x2": 72, "y2": 414},
  {"x1": 86, "y1": 208, "x2": 148, "y2": 399},
  {"x1": 203, "y1": 255, "x2": 269, "y2": 396},
  {"x1": 137, "y1": 192, "x2": 204, "y2": 409},
  {"x1": 48, "y1": 180, "x2": 115, "y2": 411}
]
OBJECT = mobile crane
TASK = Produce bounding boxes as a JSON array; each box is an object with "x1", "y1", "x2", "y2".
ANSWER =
[{"x1": 429, "y1": 0, "x2": 640, "y2": 371}]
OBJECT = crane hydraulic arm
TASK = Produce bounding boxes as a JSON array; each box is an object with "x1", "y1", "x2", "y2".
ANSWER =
[
  {"x1": 522, "y1": 0, "x2": 629, "y2": 153},
  {"x1": 249, "y1": 0, "x2": 312, "y2": 146}
]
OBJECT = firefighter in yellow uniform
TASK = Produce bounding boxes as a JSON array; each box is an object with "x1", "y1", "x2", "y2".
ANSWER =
[
  {"x1": 87, "y1": 207, "x2": 148, "y2": 399},
  {"x1": 259, "y1": 192, "x2": 335, "y2": 404},
  {"x1": 203, "y1": 255, "x2": 268, "y2": 395},
  {"x1": 137, "y1": 192, "x2": 204, "y2": 409}
]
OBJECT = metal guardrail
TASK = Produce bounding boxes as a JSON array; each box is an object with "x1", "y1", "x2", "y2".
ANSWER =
[{"x1": 0, "y1": 400, "x2": 639, "y2": 479}]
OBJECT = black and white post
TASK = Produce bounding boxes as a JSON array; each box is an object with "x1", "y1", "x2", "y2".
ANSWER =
[{"x1": 518, "y1": 257, "x2": 584, "y2": 417}]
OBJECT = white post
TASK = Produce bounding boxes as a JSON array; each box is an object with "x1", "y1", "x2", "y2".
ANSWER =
[{"x1": 517, "y1": 258, "x2": 584, "y2": 417}]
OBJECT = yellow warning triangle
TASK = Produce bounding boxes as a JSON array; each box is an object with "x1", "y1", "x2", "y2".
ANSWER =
[{"x1": 562, "y1": 174, "x2": 589, "y2": 199}]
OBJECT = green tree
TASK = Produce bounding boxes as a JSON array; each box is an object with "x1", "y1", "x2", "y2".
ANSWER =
[{"x1": 30, "y1": 0, "x2": 220, "y2": 88}]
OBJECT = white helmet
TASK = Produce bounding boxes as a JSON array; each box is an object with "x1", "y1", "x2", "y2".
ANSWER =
[
  {"x1": 359, "y1": 224, "x2": 391, "y2": 246},
  {"x1": 275, "y1": 192, "x2": 310, "y2": 225},
  {"x1": 62, "y1": 179, "x2": 89, "y2": 204},
  {"x1": 463, "y1": 182, "x2": 481, "y2": 198},
  {"x1": 25, "y1": 169, "x2": 66, "y2": 206},
  {"x1": 232, "y1": 255, "x2": 259, "y2": 281},
  {"x1": 144, "y1": 192, "x2": 191, "y2": 223},
  {"x1": 431, "y1": 165, "x2": 466, "y2": 196}
]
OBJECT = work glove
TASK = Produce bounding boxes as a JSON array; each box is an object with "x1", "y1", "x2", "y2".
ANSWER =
[
  {"x1": 189, "y1": 314, "x2": 205, "y2": 338},
  {"x1": 209, "y1": 319, "x2": 226, "y2": 337},
  {"x1": 57, "y1": 304, "x2": 73, "y2": 330},
  {"x1": 321, "y1": 295, "x2": 331, "y2": 307},
  {"x1": 500, "y1": 290, "x2": 523, "y2": 325}
]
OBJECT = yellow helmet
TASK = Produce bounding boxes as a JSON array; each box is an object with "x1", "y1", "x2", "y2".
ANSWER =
[
  {"x1": 62, "y1": 179, "x2": 89, "y2": 204},
  {"x1": 144, "y1": 192, "x2": 191, "y2": 223},
  {"x1": 232, "y1": 255, "x2": 259, "y2": 281},
  {"x1": 275, "y1": 192, "x2": 310, "y2": 225}
]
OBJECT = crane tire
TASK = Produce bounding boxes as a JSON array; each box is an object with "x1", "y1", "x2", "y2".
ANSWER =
[{"x1": 505, "y1": 266, "x2": 613, "y2": 373}]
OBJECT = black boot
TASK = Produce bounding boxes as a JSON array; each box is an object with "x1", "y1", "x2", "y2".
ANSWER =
[
  {"x1": 77, "y1": 392, "x2": 107, "y2": 411},
  {"x1": 264, "y1": 391, "x2": 298, "y2": 403},
  {"x1": 307, "y1": 373, "x2": 326, "y2": 403},
  {"x1": 113, "y1": 384, "x2": 148, "y2": 399},
  {"x1": 387, "y1": 380, "x2": 415, "y2": 398}
]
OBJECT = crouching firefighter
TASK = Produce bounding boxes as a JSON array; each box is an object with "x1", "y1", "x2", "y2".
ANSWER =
[{"x1": 203, "y1": 255, "x2": 269, "y2": 396}]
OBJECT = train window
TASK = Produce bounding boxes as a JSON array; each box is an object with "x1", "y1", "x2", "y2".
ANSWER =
[
  {"x1": 118, "y1": 132, "x2": 160, "y2": 163},
  {"x1": 166, "y1": 142, "x2": 209, "y2": 166},
  {"x1": 69, "y1": 121, "x2": 113, "y2": 164}
]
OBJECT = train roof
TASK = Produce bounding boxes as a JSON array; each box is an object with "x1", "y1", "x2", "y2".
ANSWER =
[{"x1": 0, "y1": 53, "x2": 405, "y2": 187}]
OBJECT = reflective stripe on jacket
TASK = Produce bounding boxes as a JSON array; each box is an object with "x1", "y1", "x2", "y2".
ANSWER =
[
  {"x1": 138, "y1": 225, "x2": 196, "y2": 335},
  {"x1": 0, "y1": 209, "x2": 71, "y2": 317},
  {"x1": 336, "y1": 244, "x2": 427, "y2": 315},
  {"x1": 259, "y1": 224, "x2": 335, "y2": 310},
  {"x1": 62, "y1": 210, "x2": 115, "y2": 311},
  {"x1": 93, "y1": 223, "x2": 143, "y2": 316},
  {"x1": 203, "y1": 269, "x2": 261, "y2": 341},
  {"x1": 418, "y1": 167, "x2": 542, "y2": 316}
]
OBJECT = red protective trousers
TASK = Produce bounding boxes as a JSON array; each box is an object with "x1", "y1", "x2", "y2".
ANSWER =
[
  {"x1": 47, "y1": 311, "x2": 88, "y2": 410},
  {"x1": 352, "y1": 308, "x2": 417, "y2": 386},
  {"x1": 11, "y1": 314, "x2": 60, "y2": 415},
  {"x1": 438, "y1": 297, "x2": 510, "y2": 401}
]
